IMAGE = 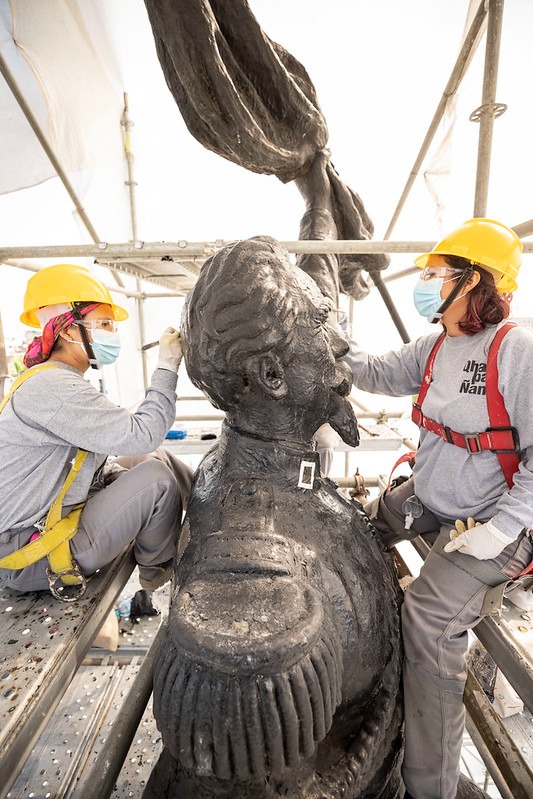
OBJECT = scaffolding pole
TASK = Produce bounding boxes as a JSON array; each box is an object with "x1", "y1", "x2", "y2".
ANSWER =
[
  {"x1": 0, "y1": 259, "x2": 145, "y2": 299},
  {"x1": 512, "y1": 219, "x2": 533, "y2": 238},
  {"x1": 120, "y1": 92, "x2": 151, "y2": 388},
  {"x1": 472, "y1": 0, "x2": 506, "y2": 216},
  {"x1": 383, "y1": 0, "x2": 488, "y2": 239},
  {"x1": 2, "y1": 239, "x2": 533, "y2": 261},
  {"x1": 0, "y1": 310, "x2": 8, "y2": 399},
  {"x1": 370, "y1": 273, "x2": 411, "y2": 343},
  {"x1": 121, "y1": 93, "x2": 139, "y2": 244}
]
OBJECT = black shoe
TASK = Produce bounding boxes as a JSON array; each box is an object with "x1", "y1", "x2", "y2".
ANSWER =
[{"x1": 138, "y1": 559, "x2": 173, "y2": 591}]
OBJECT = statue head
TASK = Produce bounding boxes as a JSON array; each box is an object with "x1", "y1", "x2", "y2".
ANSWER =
[{"x1": 182, "y1": 236, "x2": 358, "y2": 446}]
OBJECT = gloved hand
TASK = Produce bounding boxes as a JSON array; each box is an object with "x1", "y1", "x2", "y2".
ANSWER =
[
  {"x1": 326, "y1": 306, "x2": 349, "y2": 336},
  {"x1": 157, "y1": 327, "x2": 182, "y2": 372},
  {"x1": 337, "y1": 310, "x2": 349, "y2": 334},
  {"x1": 443, "y1": 517, "x2": 511, "y2": 560}
]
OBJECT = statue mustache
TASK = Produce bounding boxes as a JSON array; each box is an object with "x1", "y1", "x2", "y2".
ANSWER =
[{"x1": 328, "y1": 391, "x2": 359, "y2": 449}]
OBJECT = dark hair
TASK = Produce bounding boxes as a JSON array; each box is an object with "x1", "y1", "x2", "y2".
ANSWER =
[
  {"x1": 182, "y1": 237, "x2": 329, "y2": 411},
  {"x1": 72, "y1": 301, "x2": 99, "y2": 313},
  {"x1": 444, "y1": 255, "x2": 510, "y2": 335}
]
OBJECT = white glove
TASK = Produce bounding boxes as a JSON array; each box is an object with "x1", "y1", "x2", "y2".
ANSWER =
[
  {"x1": 326, "y1": 307, "x2": 349, "y2": 337},
  {"x1": 443, "y1": 517, "x2": 511, "y2": 560},
  {"x1": 337, "y1": 310, "x2": 349, "y2": 334},
  {"x1": 157, "y1": 327, "x2": 182, "y2": 372}
]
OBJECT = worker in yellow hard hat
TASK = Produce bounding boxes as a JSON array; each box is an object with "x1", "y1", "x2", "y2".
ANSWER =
[
  {"x1": 339, "y1": 218, "x2": 533, "y2": 799},
  {"x1": 20, "y1": 263, "x2": 129, "y2": 369},
  {"x1": 0, "y1": 264, "x2": 192, "y2": 599},
  {"x1": 412, "y1": 217, "x2": 522, "y2": 324}
]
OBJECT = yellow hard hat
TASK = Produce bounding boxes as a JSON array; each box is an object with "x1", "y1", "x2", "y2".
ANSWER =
[
  {"x1": 20, "y1": 264, "x2": 129, "y2": 327},
  {"x1": 415, "y1": 218, "x2": 523, "y2": 294}
]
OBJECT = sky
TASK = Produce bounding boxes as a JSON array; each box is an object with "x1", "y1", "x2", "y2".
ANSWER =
[{"x1": 1, "y1": 0, "x2": 533, "y2": 403}]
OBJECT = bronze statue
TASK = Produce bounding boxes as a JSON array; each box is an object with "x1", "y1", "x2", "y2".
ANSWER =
[
  {"x1": 143, "y1": 0, "x2": 390, "y2": 303},
  {"x1": 141, "y1": 4, "x2": 490, "y2": 795},
  {"x1": 143, "y1": 182, "x2": 404, "y2": 795}
]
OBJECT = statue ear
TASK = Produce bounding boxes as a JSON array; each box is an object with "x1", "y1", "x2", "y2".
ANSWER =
[{"x1": 252, "y1": 354, "x2": 288, "y2": 399}]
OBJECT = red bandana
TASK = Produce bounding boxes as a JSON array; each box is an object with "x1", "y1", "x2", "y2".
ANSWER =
[{"x1": 23, "y1": 303, "x2": 100, "y2": 368}]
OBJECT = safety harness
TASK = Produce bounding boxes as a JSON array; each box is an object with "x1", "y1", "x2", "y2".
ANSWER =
[
  {"x1": 0, "y1": 366, "x2": 89, "y2": 601},
  {"x1": 404, "y1": 321, "x2": 533, "y2": 595},
  {"x1": 412, "y1": 322, "x2": 520, "y2": 488}
]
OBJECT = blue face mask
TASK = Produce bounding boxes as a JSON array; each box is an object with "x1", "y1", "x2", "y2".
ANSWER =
[
  {"x1": 413, "y1": 278, "x2": 444, "y2": 321},
  {"x1": 91, "y1": 329, "x2": 121, "y2": 365}
]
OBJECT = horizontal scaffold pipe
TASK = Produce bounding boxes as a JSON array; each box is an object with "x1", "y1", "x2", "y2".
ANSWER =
[
  {"x1": 0, "y1": 259, "x2": 146, "y2": 299},
  {"x1": 2, "y1": 240, "x2": 533, "y2": 261}
]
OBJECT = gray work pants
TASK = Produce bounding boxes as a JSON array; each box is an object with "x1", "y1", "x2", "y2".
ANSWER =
[
  {"x1": 377, "y1": 477, "x2": 533, "y2": 799},
  {"x1": 0, "y1": 449, "x2": 192, "y2": 593}
]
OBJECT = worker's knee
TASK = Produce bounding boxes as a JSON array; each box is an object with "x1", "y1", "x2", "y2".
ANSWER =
[
  {"x1": 127, "y1": 457, "x2": 174, "y2": 483},
  {"x1": 118, "y1": 459, "x2": 182, "y2": 515}
]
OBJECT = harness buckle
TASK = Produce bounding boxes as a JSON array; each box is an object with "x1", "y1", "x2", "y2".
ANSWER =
[
  {"x1": 486, "y1": 426, "x2": 520, "y2": 453},
  {"x1": 442, "y1": 426, "x2": 454, "y2": 444},
  {"x1": 411, "y1": 404, "x2": 423, "y2": 425},
  {"x1": 46, "y1": 561, "x2": 88, "y2": 603},
  {"x1": 464, "y1": 433, "x2": 481, "y2": 454}
]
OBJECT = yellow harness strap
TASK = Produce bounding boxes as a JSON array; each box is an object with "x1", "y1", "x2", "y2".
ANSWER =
[
  {"x1": 0, "y1": 364, "x2": 57, "y2": 412},
  {"x1": 0, "y1": 366, "x2": 89, "y2": 596}
]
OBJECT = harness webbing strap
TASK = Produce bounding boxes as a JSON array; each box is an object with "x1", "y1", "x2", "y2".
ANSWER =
[
  {"x1": 44, "y1": 448, "x2": 88, "y2": 529},
  {"x1": 415, "y1": 332, "x2": 445, "y2": 410},
  {"x1": 0, "y1": 364, "x2": 57, "y2": 413},
  {"x1": 387, "y1": 451, "x2": 416, "y2": 489},
  {"x1": 411, "y1": 408, "x2": 518, "y2": 457},
  {"x1": 485, "y1": 323, "x2": 520, "y2": 488},
  {"x1": 0, "y1": 503, "x2": 84, "y2": 570},
  {"x1": 0, "y1": 366, "x2": 88, "y2": 589},
  {"x1": 411, "y1": 324, "x2": 520, "y2": 488}
]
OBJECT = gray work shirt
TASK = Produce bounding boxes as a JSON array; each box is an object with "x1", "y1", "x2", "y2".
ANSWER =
[
  {"x1": 344, "y1": 321, "x2": 533, "y2": 539},
  {"x1": 0, "y1": 361, "x2": 178, "y2": 536}
]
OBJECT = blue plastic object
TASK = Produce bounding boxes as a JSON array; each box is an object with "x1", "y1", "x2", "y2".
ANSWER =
[{"x1": 165, "y1": 429, "x2": 187, "y2": 440}]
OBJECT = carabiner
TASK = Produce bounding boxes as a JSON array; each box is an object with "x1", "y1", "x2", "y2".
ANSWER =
[{"x1": 46, "y1": 561, "x2": 88, "y2": 603}]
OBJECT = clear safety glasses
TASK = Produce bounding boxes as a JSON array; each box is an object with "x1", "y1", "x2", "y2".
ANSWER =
[
  {"x1": 74, "y1": 319, "x2": 119, "y2": 333},
  {"x1": 419, "y1": 266, "x2": 464, "y2": 282}
]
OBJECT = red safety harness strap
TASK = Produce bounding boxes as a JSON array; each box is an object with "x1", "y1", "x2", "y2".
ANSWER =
[
  {"x1": 387, "y1": 451, "x2": 416, "y2": 489},
  {"x1": 485, "y1": 323, "x2": 521, "y2": 488},
  {"x1": 415, "y1": 331, "x2": 446, "y2": 409},
  {"x1": 411, "y1": 324, "x2": 520, "y2": 488},
  {"x1": 406, "y1": 323, "x2": 532, "y2": 581}
]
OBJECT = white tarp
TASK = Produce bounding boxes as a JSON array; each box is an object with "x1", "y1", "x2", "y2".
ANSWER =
[
  {"x1": 0, "y1": 0, "x2": 54, "y2": 192},
  {"x1": 0, "y1": 0, "x2": 126, "y2": 232}
]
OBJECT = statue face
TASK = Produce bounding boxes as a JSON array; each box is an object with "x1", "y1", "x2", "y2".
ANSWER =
[
  {"x1": 283, "y1": 267, "x2": 358, "y2": 447},
  {"x1": 182, "y1": 237, "x2": 359, "y2": 447}
]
